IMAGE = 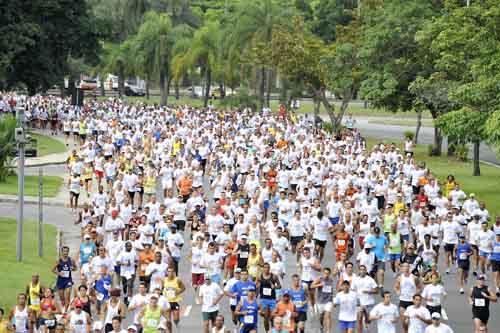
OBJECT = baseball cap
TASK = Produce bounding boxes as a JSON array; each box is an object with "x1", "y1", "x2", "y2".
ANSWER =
[
  {"x1": 127, "y1": 325, "x2": 138, "y2": 332},
  {"x1": 481, "y1": 221, "x2": 488, "y2": 225},
  {"x1": 83, "y1": 234, "x2": 91, "y2": 240},
  {"x1": 496, "y1": 230, "x2": 500, "y2": 236},
  {"x1": 241, "y1": 234, "x2": 248, "y2": 239},
  {"x1": 477, "y1": 274, "x2": 486, "y2": 280},
  {"x1": 459, "y1": 234, "x2": 466, "y2": 239},
  {"x1": 364, "y1": 243, "x2": 373, "y2": 249},
  {"x1": 431, "y1": 312, "x2": 441, "y2": 319},
  {"x1": 234, "y1": 267, "x2": 242, "y2": 273},
  {"x1": 470, "y1": 193, "x2": 475, "y2": 197}
]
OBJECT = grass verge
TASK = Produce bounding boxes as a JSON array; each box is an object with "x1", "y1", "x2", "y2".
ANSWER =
[
  {"x1": 0, "y1": 175, "x2": 63, "y2": 197},
  {"x1": 366, "y1": 138, "x2": 500, "y2": 218},
  {"x1": 32, "y1": 133, "x2": 67, "y2": 156},
  {"x1": 368, "y1": 118, "x2": 434, "y2": 127},
  {"x1": 0, "y1": 218, "x2": 57, "y2": 309}
]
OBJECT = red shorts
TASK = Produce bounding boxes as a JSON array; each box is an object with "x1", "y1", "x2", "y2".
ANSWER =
[
  {"x1": 192, "y1": 273, "x2": 205, "y2": 287},
  {"x1": 95, "y1": 170, "x2": 104, "y2": 178}
]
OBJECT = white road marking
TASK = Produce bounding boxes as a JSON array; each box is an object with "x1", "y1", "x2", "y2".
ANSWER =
[{"x1": 184, "y1": 304, "x2": 192, "y2": 317}]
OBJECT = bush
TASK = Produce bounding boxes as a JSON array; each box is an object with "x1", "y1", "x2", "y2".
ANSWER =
[
  {"x1": 0, "y1": 115, "x2": 17, "y2": 182},
  {"x1": 454, "y1": 143, "x2": 469, "y2": 162},
  {"x1": 219, "y1": 87, "x2": 258, "y2": 111},
  {"x1": 322, "y1": 122, "x2": 334, "y2": 133},
  {"x1": 404, "y1": 130, "x2": 415, "y2": 141}
]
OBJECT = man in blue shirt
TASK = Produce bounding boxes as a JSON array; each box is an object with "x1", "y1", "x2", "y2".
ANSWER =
[{"x1": 365, "y1": 226, "x2": 388, "y2": 291}]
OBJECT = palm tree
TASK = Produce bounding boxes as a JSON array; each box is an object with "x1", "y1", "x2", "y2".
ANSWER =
[
  {"x1": 231, "y1": 0, "x2": 292, "y2": 109},
  {"x1": 174, "y1": 20, "x2": 223, "y2": 107},
  {"x1": 131, "y1": 11, "x2": 173, "y2": 105},
  {"x1": 101, "y1": 42, "x2": 135, "y2": 97}
]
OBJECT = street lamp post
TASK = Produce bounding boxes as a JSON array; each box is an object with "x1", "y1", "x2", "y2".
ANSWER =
[{"x1": 15, "y1": 107, "x2": 26, "y2": 262}]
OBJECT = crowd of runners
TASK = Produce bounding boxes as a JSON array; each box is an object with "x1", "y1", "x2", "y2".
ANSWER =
[{"x1": 1, "y1": 93, "x2": 500, "y2": 333}]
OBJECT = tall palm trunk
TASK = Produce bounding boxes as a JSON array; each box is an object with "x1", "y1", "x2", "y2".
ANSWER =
[
  {"x1": 99, "y1": 76, "x2": 105, "y2": 97},
  {"x1": 118, "y1": 65, "x2": 125, "y2": 98},
  {"x1": 265, "y1": 69, "x2": 272, "y2": 107},
  {"x1": 259, "y1": 67, "x2": 266, "y2": 110},
  {"x1": 160, "y1": 68, "x2": 168, "y2": 106},
  {"x1": 204, "y1": 68, "x2": 212, "y2": 107},
  {"x1": 145, "y1": 73, "x2": 150, "y2": 100},
  {"x1": 175, "y1": 82, "x2": 180, "y2": 100}
]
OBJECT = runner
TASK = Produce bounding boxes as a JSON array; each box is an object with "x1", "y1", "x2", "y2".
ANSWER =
[
  {"x1": 199, "y1": 274, "x2": 224, "y2": 333},
  {"x1": 403, "y1": 294, "x2": 431, "y2": 333},
  {"x1": 163, "y1": 267, "x2": 186, "y2": 330},
  {"x1": 333, "y1": 280, "x2": 358, "y2": 333},
  {"x1": 53, "y1": 246, "x2": 77, "y2": 310},
  {"x1": 469, "y1": 275, "x2": 497, "y2": 333},
  {"x1": 369, "y1": 291, "x2": 399, "y2": 333}
]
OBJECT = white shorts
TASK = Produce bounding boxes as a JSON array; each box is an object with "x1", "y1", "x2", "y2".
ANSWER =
[{"x1": 317, "y1": 302, "x2": 333, "y2": 313}]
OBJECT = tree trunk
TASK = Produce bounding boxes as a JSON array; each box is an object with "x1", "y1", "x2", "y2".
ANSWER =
[
  {"x1": 473, "y1": 141, "x2": 480, "y2": 176},
  {"x1": 447, "y1": 136, "x2": 456, "y2": 156},
  {"x1": 204, "y1": 68, "x2": 212, "y2": 108},
  {"x1": 319, "y1": 88, "x2": 353, "y2": 134},
  {"x1": 265, "y1": 69, "x2": 272, "y2": 107},
  {"x1": 414, "y1": 109, "x2": 422, "y2": 144},
  {"x1": 259, "y1": 67, "x2": 266, "y2": 111},
  {"x1": 219, "y1": 83, "x2": 225, "y2": 99},
  {"x1": 118, "y1": 66, "x2": 125, "y2": 98},
  {"x1": 433, "y1": 127, "x2": 442, "y2": 156},
  {"x1": 145, "y1": 80, "x2": 150, "y2": 100},
  {"x1": 99, "y1": 76, "x2": 105, "y2": 97},
  {"x1": 313, "y1": 98, "x2": 321, "y2": 127},
  {"x1": 175, "y1": 82, "x2": 180, "y2": 100},
  {"x1": 159, "y1": 70, "x2": 167, "y2": 106}
]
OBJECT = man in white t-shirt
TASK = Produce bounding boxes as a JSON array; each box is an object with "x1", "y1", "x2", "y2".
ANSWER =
[
  {"x1": 404, "y1": 294, "x2": 432, "y2": 333},
  {"x1": 351, "y1": 265, "x2": 378, "y2": 333},
  {"x1": 334, "y1": 280, "x2": 358, "y2": 333},
  {"x1": 199, "y1": 274, "x2": 224, "y2": 333},
  {"x1": 369, "y1": 291, "x2": 399, "y2": 333}
]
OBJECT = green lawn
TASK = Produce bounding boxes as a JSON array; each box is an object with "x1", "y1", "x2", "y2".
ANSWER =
[
  {"x1": 0, "y1": 175, "x2": 63, "y2": 197},
  {"x1": 368, "y1": 118, "x2": 434, "y2": 127},
  {"x1": 0, "y1": 218, "x2": 57, "y2": 309},
  {"x1": 366, "y1": 138, "x2": 500, "y2": 217},
  {"x1": 32, "y1": 133, "x2": 67, "y2": 156}
]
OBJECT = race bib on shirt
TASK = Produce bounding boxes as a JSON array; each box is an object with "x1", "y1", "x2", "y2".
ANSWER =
[{"x1": 474, "y1": 298, "x2": 486, "y2": 307}]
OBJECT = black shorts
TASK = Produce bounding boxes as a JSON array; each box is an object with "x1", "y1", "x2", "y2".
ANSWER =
[
  {"x1": 314, "y1": 239, "x2": 327, "y2": 248},
  {"x1": 426, "y1": 305, "x2": 441, "y2": 315},
  {"x1": 444, "y1": 243, "x2": 455, "y2": 252},
  {"x1": 491, "y1": 260, "x2": 500, "y2": 272},
  {"x1": 458, "y1": 260, "x2": 470, "y2": 271},
  {"x1": 290, "y1": 236, "x2": 304, "y2": 246},
  {"x1": 169, "y1": 302, "x2": 180, "y2": 311},
  {"x1": 473, "y1": 310, "x2": 489, "y2": 324},
  {"x1": 174, "y1": 220, "x2": 186, "y2": 231},
  {"x1": 399, "y1": 300, "x2": 413, "y2": 309},
  {"x1": 297, "y1": 311, "x2": 307, "y2": 322}
]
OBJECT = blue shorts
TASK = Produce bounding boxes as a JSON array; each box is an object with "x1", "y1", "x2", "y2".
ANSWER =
[
  {"x1": 210, "y1": 274, "x2": 221, "y2": 284},
  {"x1": 389, "y1": 253, "x2": 401, "y2": 261},
  {"x1": 263, "y1": 200, "x2": 270, "y2": 210},
  {"x1": 479, "y1": 250, "x2": 490, "y2": 257},
  {"x1": 56, "y1": 277, "x2": 73, "y2": 290},
  {"x1": 339, "y1": 320, "x2": 356, "y2": 329},
  {"x1": 260, "y1": 298, "x2": 276, "y2": 310},
  {"x1": 402, "y1": 234, "x2": 410, "y2": 242},
  {"x1": 329, "y1": 217, "x2": 340, "y2": 225}
]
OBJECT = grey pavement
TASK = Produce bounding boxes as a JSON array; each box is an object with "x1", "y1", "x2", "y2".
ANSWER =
[{"x1": 2, "y1": 119, "x2": 499, "y2": 332}]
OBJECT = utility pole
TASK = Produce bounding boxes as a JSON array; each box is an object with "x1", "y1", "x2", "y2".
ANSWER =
[
  {"x1": 38, "y1": 168, "x2": 43, "y2": 257},
  {"x1": 15, "y1": 108, "x2": 26, "y2": 262}
]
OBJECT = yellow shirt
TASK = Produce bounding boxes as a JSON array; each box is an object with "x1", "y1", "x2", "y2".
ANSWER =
[
  {"x1": 0, "y1": 319, "x2": 10, "y2": 333},
  {"x1": 28, "y1": 282, "x2": 41, "y2": 312},
  {"x1": 394, "y1": 201, "x2": 405, "y2": 215},
  {"x1": 163, "y1": 277, "x2": 182, "y2": 303}
]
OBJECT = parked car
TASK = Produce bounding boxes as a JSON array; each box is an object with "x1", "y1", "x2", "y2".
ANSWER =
[
  {"x1": 12, "y1": 137, "x2": 37, "y2": 157},
  {"x1": 125, "y1": 85, "x2": 146, "y2": 96},
  {"x1": 79, "y1": 78, "x2": 98, "y2": 91}
]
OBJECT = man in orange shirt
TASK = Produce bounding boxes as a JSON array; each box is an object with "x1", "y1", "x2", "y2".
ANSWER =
[
  {"x1": 272, "y1": 291, "x2": 297, "y2": 332},
  {"x1": 177, "y1": 173, "x2": 193, "y2": 202},
  {"x1": 138, "y1": 243, "x2": 155, "y2": 290},
  {"x1": 333, "y1": 223, "x2": 351, "y2": 261}
]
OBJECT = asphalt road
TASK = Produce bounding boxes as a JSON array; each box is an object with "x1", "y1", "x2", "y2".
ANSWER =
[
  {"x1": 2, "y1": 118, "x2": 498, "y2": 332},
  {"x1": 1, "y1": 200, "x2": 498, "y2": 333}
]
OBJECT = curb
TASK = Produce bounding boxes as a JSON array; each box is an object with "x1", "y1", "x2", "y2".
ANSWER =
[
  {"x1": 0, "y1": 197, "x2": 66, "y2": 207},
  {"x1": 25, "y1": 161, "x2": 67, "y2": 167}
]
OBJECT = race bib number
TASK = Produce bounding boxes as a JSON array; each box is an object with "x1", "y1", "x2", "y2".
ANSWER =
[
  {"x1": 293, "y1": 300, "x2": 303, "y2": 308},
  {"x1": 322, "y1": 285, "x2": 332, "y2": 293},
  {"x1": 83, "y1": 247, "x2": 92, "y2": 254},
  {"x1": 31, "y1": 298, "x2": 40, "y2": 306},
  {"x1": 337, "y1": 239, "x2": 346, "y2": 246},
  {"x1": 474, "y1": 298, "x2": 486, "y2": 307},
  {"x1": 240, "y1": 251, "x2": 249, "y2": 259},
  {"x1": 263, "y1": 288, "x2": 272, "y2": 296},
  {"x1": 147, "y1": 319, "x2": 158, "y2": 328},
  {"x1": 494, "y1": 246, "x2": 500, "y2": 253},
  {"x1": 243, "y1": 315, "x2": 254, "y2": 324},
  {"x1": 459, "y1": 253, "x2": 468, "y2": 260},
  {"x1": 166, "y1": 289, "x2": 176, "y2": 300},
  {"x1": 390, "y1": 238, "x2": 399, "y2": 247},
  {"x1": 44, "y1": 319, "x2": 55, "y2": 327},
  {"x1": 60, "y1": 271, "x2": 70, "y2": 278},
  {"x1": 96, "y1": 292, "x2": 104, "y2": 301}
]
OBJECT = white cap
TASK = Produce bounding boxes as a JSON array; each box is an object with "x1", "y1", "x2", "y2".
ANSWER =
[{"x1": 127, "y1": 325, "x2": 138, "y2": 331}]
